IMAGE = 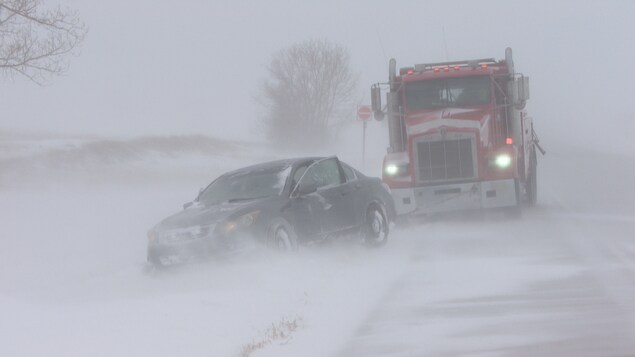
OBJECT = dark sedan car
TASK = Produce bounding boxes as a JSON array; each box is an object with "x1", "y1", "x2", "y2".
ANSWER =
[{"x1": 147, "y1": 156, "x2": 395, "y2": 265}]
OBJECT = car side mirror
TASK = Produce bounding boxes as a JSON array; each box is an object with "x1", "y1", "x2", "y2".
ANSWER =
[{"x1": 295, "y1": 182, "x2": 318, "y2": 196}]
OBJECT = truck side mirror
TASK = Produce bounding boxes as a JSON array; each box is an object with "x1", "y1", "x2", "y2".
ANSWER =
[
  {"x1": 517, "y1": 76, "x2": 530, "y2": 101},
  {"x1": 513, "y1": 76, "x2": 530, "y2": 110},
  {"x1": 371, "y1": 85, "x2": 385, "y2": 121}
]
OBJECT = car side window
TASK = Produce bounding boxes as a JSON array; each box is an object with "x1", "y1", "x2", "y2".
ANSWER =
[
  {"x1": 301, "y1": 158, "x2": 343, "y2": 189},
  {"x1": 341, "y1": 163, "x2": 357, "y2": 182},
  {"x1": 290, "y1": 164, "x2": 309, "y2": 191}
]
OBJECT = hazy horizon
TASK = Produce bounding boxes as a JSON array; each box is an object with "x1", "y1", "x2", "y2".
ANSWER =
[{"x1": 1, "y1": 0, "x2": 634, "y2": 155}]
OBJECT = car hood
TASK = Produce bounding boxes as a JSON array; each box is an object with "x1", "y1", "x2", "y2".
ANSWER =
[{"x1": 153, "y1": 197, "x2": 272, "y2": 232}]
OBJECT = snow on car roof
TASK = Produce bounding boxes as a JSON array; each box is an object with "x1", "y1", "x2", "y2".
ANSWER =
[{"x1": 222, "y1": 157, "x2": 323, "y2": 177}]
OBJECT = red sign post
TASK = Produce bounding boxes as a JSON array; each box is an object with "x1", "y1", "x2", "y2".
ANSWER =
[{"x1": 357, "y1": 105, "x2": 372, "y2": 121}]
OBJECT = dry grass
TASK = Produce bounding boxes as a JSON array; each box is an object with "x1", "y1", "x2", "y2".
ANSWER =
[{"x1": 239, "y1": 316, "x2": 303, "y2": 357}]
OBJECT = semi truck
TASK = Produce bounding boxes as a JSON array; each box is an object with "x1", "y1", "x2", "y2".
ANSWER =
[{"x1": 371, "y1": 48, "x2": 544, "y2": 216}]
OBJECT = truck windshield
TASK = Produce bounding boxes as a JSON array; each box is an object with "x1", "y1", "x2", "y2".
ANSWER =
[{"x1": 405, "y1": 76, "x2": 491, "y2": 110}]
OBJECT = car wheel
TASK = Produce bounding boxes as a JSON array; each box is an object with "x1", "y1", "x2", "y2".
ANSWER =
[
  {"x1": 364, "y1": 205, "x2": 388, "y2": 247},
  {"x1": 267, "y1": 219, "x2": 298, "y2": 251}
]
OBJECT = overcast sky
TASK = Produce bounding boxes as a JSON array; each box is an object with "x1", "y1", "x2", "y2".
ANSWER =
[{"x1": 1, "y1": 0, "x2": 633, "y2": 153}]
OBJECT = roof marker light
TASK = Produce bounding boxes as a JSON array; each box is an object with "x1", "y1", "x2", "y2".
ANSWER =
[{"x1": 506, "y1": 137, "x2": 513, "y2": 145}]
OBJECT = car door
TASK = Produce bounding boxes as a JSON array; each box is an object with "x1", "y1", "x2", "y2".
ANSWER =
[
  {"x1": 298, "y1": 158, "x2": 356, "y2": 235},
  {"x1": 285, "y1": 162, "x2": 323, "y2": 241},
  {"x1": 339, "y1": 162, "x2": 366, "y2": 228}
]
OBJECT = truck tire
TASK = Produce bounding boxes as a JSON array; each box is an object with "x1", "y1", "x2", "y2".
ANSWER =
[
  {"x1": 526, "y1": 151, "x2": 538, "y2": 206},
  {"x1": 505, "y1": 179, "x2": 522, "y2": 218}
]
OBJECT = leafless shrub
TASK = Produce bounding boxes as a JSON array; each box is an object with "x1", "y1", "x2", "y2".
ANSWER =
[
  {"x1": 259, "y1": 39, "x2": 358, "y2": 149},
  {"x1": 239, "y1": 316, "x2": 303, "y2": 357},
  {"x1": 0, "y1": 0, "x2": 87, "y2": 84}
]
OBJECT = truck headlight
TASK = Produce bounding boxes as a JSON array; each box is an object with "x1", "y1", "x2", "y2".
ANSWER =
[
  {"x1": 385, "y1": 164, "x2": 399, "y2": 176},
  {"x1": 384, "y1": 163, "x2": 408, "y2": 176},
  {"x1": 495, "y1": 154, "x2": 512, "y2": 168}
]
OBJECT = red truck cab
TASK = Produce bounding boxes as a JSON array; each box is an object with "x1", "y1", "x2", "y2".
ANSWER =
[{"x1": 372, "y1": 48, "x2": 542, "y2": 216}]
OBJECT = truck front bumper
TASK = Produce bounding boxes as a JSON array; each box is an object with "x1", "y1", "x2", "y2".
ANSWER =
[{"x1": 391, "y1": 178, "x2": 519, "y2": 215}]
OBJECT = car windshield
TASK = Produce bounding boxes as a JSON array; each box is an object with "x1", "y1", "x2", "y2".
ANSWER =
[
  {"x1": 198, "y1": 165, "x2": 291, "y2": 205},
  {"x1": 405, "y1": 75, "x2": 491, "y2": 110}
]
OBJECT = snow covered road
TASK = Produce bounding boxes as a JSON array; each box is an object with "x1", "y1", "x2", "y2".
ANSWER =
[
  {"x1": 1, "y1": 140, "x2": 634, "y2": 356},
  {"x1": 340, "y1": 210, "x2": 635, "y2": 356}
]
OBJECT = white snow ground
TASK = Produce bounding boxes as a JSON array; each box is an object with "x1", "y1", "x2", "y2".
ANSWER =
[{"x1": 1, "y1": 135, "x2": 634, "y2": 357}]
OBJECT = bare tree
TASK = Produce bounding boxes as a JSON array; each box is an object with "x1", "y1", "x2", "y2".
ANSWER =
[
  {"x1": 260, "y1": 39, "x2": 357, "y2": 148},
  {"x1": 0, "y1": 0, "x2": 87, "y2": 84}
]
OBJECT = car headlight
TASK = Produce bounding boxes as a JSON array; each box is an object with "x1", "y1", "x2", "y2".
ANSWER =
[
  {"x1": 223, "y1": 210, "x2": 260, "y2": 233},
  {"x1": 494, "y1": 154, "x2": 512, "y2": 168}
]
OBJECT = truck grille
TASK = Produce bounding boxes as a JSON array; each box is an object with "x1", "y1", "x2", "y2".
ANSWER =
[{"x1": 415, "y1": 135, "x2": 477, "y2": 183}]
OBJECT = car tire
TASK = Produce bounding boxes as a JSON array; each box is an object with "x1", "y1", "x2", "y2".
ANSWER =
[
  {"x1": 267, "y1": 219, "x2": 298, "y2": 251},
  {"x1": 364, "y1": 205, "x2": 389, "y2": 247}
]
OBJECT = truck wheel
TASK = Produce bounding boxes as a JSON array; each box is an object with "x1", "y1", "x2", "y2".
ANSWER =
[
  {"x1": 505, "y1": 205, "x2": 522, "y2": 218},
  {"x1": 364, "y1": 205, "x2": 389, "y2": 247},
  {"x1": 526, "y1": 152, "x2": 538, "y2": 206},
  {"x1": 505, "y1": 179, "x2": 522, "y2": 218}
]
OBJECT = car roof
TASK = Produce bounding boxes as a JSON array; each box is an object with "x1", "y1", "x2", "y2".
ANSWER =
[{"x1": 222, "y1": 157, "x2": 325, "y2": 177}]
